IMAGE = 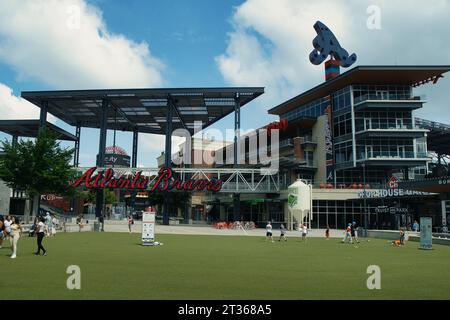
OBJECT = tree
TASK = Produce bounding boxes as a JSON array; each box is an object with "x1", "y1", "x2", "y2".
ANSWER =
[
  {"x1": 76, "y1": 190, "x2": 116, "y2": 205},
  {"x1": 104, "y1": 190, "x2": 116, "y2": 205},
  {"x1": 0, "y1": 128, "x2": 76, "y2": 220}
]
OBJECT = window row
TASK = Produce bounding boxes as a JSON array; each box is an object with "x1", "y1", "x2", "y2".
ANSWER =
[{"x1": 281, "y1": 97, "x2": 329, "y2": 122}]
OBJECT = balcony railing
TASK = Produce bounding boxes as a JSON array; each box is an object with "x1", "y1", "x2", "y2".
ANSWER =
[
  {"x1": 354, "y1": 94, "x2": 421, "y2": 104},
  {"x1": 357, "y1": 151, "x2": 429, "y2": 160},
  {"x1": 279, "y1": 138, "x2": 294, "y2": 148},
  {"x1": 280, "y1": 136, "x2": 316, "y2": 148},
  {"x1": 356, "y1": 124, "x2": 425, "y2": 131},
  {"x1": 298, "y1": 135, "x2": 316, "y2": 144}
]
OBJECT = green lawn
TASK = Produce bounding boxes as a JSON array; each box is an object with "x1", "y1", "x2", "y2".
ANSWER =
[{"x1": 1, "y1": 232, "x2": 449, "y2": 300}]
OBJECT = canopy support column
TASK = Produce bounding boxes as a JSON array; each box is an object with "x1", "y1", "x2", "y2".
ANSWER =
[
  {"x1": 132, "y1": 129, "x2": 138, "y2": 168},
  {"x1": 95, "y1": 99, "x2": 109, "y2": 218},
  {"x1": 74, "y1": 125, "x2": 81, "y2": 167},
  {"x1": 163, "y1": 99, "x2": 174, "y2": 225},
  {"x1": 39, "y1": 101, "x2": 48, "y2": 129},
  {"x1": 233, "y1": 94, "x2": 241, "y2": 221}
]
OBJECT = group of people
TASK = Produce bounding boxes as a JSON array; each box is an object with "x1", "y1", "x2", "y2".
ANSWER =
[
  {"x1": 342, "y1": 222, "x2": 360, "y2": 244},
  {"x1": 30, "y1": 212, "x2": 59, "y2": 237},
  {"x1": 0, "y1": 212, "x2": 53, "y2": 259},
  {"x1": 265, "y1": 222, "x2": 308, "y2": 242},
  {"x1": 392, "y1": 228, "x2": 406, "y2": 247}
]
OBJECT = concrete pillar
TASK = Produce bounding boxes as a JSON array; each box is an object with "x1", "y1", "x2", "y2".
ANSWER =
[
  {"x1": 233, "y1": 193, "x2": 240, "y2": 221},
  {"x1": 220, "y1": 203, "x2": 226, "y2": 221},
  {"x1": 284, "y1": 201, "x2": 292, "y2": 230},
  {"x1": 293, "y1": 137, "x2": 304, "y2": 161}
]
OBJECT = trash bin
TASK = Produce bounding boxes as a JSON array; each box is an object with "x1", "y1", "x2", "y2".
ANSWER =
[{"x1": 93, "y1": 221, "x2": 100, "y2": 232}]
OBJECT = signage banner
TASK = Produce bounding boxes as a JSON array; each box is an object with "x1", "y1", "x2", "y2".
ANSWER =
[
  {"x1": 72, "y1": 167, "x2": 223, "y2": 192},
  {"x1": 324, "y1": 98, "x2": 334, "y2": 183},
  {"x1": 375, "y1": 206, "x2": 408, "y2": 214},
  {"x1": 419, "y1": 217, "x2": 433, "y2": 250},
  {"x1": 142, "y1": 210, "x2": 156, "y2": 246},
  {"x1": 359, "y1": 189, "x2": 431, "y2": 199}
]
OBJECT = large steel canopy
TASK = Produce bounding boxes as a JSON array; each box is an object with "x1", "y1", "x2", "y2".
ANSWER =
[
  {"x1": 21, "y1": 87, "x2": 264, "y2": 224},
  {"x1": 21, "y1": 87, "x2": 264, "y2": 135},
  {"x1": 0, "y1": 119, "x2": 77, "y2": 141}
]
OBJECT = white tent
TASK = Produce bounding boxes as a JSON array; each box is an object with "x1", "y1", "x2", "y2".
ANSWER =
[{"x1": 287, "y1": 179, "x2": 312, "y2": 230}]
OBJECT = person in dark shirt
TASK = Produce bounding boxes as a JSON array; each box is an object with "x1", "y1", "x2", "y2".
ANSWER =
[
  {"x1": 99, "y1": 215, "x2": 105, "y2": 232},
  {"x1": 351, "y1": 221, "x2": 360, "y2": 243},
  {"x1": 399, "y1": 228, "x2": 405, "y2": 245}
]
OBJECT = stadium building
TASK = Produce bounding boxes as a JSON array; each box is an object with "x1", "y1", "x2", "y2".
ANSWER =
[{"x1": 168, "y1": 65, "x2": 450, "y2": 231}]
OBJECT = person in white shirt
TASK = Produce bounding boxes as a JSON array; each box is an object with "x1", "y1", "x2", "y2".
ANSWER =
[
  {"x1": 4, "y1": 215, "x2": 12, "y2": 240},
  {"x1": 10, "y1": 216, "x2": 22, "y2": 259},
  {"x1": 45, "y1": 212, "x2": 52, "y2": 236},
  {"x1": 35, "y1": 217, "x2": 47, "y2": 256},
  {"x1": 51, "y1": 216, "x2": 58, "y2": 236},
  {"x1": 301, "y1": 223, "x2": 308, "y2": 241},
  {"x1": 266, "y1": 221, "x2": 274, "y2": 242}
]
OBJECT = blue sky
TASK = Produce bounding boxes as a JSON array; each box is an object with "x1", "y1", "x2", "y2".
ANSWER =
[
  {"x1": 91, "y1": 0, "x2": 242, "y2": 87},
  {"x1": 0, "y1": 0, "x2": 449, "y2": 167}
]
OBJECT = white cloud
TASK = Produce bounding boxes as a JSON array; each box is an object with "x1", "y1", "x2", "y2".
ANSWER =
[
  {"x1": 140, "y1": 134, "x2": 185, "y2": 155},
  {"x1": 0, "y1": 0, "x2": 164, "y2": 89},
  {"x1": 0, "y1": 0, "x2": 166, "y2": 166},
  {"x1": 217, "y1": 0, "x2": 450, "y2": 124},
  {"x1": 0, "y1": 83, "x2": 56, "y2": 122}
]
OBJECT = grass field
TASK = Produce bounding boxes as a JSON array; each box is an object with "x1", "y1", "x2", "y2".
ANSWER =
[{"x1": 1, "y1": 232, "x2": 450, "y2": 300}]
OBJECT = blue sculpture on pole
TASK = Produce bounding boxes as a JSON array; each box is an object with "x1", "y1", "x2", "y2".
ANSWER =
[{"x1": 309, "y1": 21, "x2": 357, "y2": 68}]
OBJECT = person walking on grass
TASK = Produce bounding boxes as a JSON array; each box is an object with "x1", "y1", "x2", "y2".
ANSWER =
[
  {"x1": 279, "y1": 224, "x2": 287, "y2": 242},
  {"x1": 399, "y1": 228, "x2": 405, "y2": 245},
  {"x1": 51, "y1": 215, "x2": 58, "y2": 237},
  {"x1": 4, "y1": 215, "x2": 12, "y2": 241},
  {"x1": 342, "y1": 223, "x2": 353, "y2": 244},
  {"x1": 351, "y1": 221, "x2": 360, "y2": 243},
  {"x1": 266, "y1": 221, "x2": 274, "y2": 242},
  {"x1": 35, "y1": 217, "x2": 47, "y2": 256},
  {"x1": 128, "y1": 216, "x2": 134, "y2": 233},
  {"x1": 301, "y1": 223, "x2": 308, "y2": 241},
  {"x1": 325, "y1": 224, "x2": 330, "y2": 240},
  {"x1": 45, "y1": 212, "x2": 52, "y2": 236},
  {"x1": 10, "y1": 216, "x2": 22, "y2": 259},
  {"x1": 0, "y1": 214, "x2": 4, "y2": 248}
]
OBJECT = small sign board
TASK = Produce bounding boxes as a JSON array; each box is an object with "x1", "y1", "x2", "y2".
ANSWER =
[
  {"x1": 142, "y1": 208, "x2": 156, "y2": 246},
  {"x1": 419, "y1": 217, "x2": 433, "y2": 250}
]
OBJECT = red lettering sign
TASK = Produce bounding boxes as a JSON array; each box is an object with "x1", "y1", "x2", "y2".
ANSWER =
[
  {"x1": 266, "y1": 119, "x2": 288, "y2": 136},
  {"x1": 387, "y1": 176, "x2": 398, "y2": 189},
  {"x1": 72, "y1": 167, "x2": 223, "y2": 192}
]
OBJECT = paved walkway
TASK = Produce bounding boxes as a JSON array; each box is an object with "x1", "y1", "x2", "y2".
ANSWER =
[{"x1": 101, "y1": 221, "x2": 344, "y2": 238}]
